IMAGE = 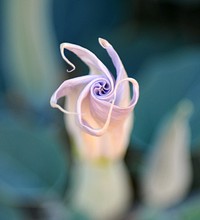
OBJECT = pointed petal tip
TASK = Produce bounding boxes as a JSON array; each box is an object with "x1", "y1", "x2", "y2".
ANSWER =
[
  {"x1": 60, "y1": 43, "x2": 64, "y2": 48},
  {"x1": 60, "y1": 42, "x2": 73, "y2": 51},
  {"x1": 59, "y1": 43, "x2": 76, "y2": 72},
  {"x1": 50, "y1": 100, "x2": 56, "y2": 108},
  {"x1": 60, "y1": 43, "x2": 67, "y2": 51},
  {"x1": 98, "y1": 38, "x2": 111, "y2": 48},
  {"x1": 50, "y1": 94, "x2": 57, "y2": 108}
]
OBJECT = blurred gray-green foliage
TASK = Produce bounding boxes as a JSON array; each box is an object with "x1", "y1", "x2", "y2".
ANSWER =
[
  {"x1": 0, "y1": 115, "x2": 68, "y2": 203},
  {"x1": 1, "y1": 0, "x2": 200, "y2": 219},
  {"x1": 132, "y1": 46, "x2": 200, "y2": 150}
]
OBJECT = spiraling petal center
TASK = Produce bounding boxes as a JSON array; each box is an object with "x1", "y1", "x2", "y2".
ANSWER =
[{"x1": 93, "y1": 81, "x2": 110, "y2": 96}]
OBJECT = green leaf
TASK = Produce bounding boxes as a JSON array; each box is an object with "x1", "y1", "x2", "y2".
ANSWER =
[
  {"x1": 132, "y1": 46, "x2": 200, "y2": 150},
  {"x1": 0, "y1": 117, "x2": 68, "y2": 205},
  {"x1": 0, "y1": 205, "x2": 27, "y2": 220}
]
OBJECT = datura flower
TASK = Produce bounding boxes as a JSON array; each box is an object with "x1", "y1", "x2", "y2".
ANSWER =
[{"x1": 50, "y1": 38, "x2": 139, "y2": 160}]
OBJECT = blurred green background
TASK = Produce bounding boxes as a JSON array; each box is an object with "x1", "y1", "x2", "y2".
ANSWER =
[{"x1": 0, "y1": 0, "x2": 200, "y2": 219}]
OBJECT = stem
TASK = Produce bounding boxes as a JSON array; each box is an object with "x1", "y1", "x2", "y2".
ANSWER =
[{"x1": 68, "y1": 159, "x2": 132, "y2": 220}]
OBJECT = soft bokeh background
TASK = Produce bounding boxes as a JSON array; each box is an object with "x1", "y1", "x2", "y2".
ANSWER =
[{"x1": 0, "y1": 0, "x2": 200, "y2": 219}]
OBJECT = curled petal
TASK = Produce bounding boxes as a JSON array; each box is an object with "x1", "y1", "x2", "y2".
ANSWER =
[
  {"x1": 60, "y1": 42, "x2": 114, "y2": 87},
  {"x1": 76, "y1": 77, "x2": 139, "y2": 136},
  {"x1": 50, "y1": 75, "x2": 99, "y2": 114},
  {"x1": 99, "y1": 38, "x2": 127, "y2": 81},
  {"x1": 99, "y1": 38, "x2": 129, "y2": 104}
]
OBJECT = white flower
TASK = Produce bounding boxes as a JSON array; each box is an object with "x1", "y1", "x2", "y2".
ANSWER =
[{"x1": 50, "y1": 38, "x2": 139, "y2": 160}]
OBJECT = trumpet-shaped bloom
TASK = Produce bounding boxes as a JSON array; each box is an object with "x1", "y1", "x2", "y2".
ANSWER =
[{"x1": 50, "y1": 38, "x2": 139, "y2": 160}]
